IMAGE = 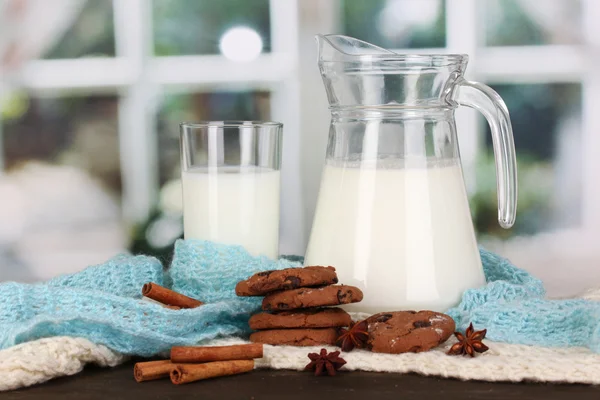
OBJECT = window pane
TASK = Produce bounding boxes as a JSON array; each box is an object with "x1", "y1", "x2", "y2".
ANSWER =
[
  {"x1": 153, "y1": 0, "x2": 271, "y2": 56},
  {"x1": 156, "y1": 91, "x2": 271, "y2": 184},
  {"x1": 341, "y1": 0, "x2": 445, "y2": 49},
  {"x1": 473, "y1": 83, "x2": 582, "y2": 238},
  {"x1": 0, "y1": 94, "x2": 124, "y2": 282},
  {"x1": 44, "y1": 0, "x2": 115, "y2": 59},
  {"x1": 2, "y1": 94, "x2": 121, "y2": 194},
  {"x1": 484, "y1": 0, "x2": 582, "y2": 46}
]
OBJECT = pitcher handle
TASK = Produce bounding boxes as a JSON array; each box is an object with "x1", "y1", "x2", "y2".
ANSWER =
[{"x1": 454, "y1": 79, "x2": 517, "y2": 228}]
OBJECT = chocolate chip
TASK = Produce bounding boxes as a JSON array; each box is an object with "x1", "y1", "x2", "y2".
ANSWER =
[
  {"x1": 283, "y1": 276, "x2": 301, "y2": 289},
  {"x1": 332, "y1": 277, "x2": 339, "y2": 284},
  {"x1": 257, "y1": 270, "x2": 275, "y2": 277},
  {"x1": 407, "y1": 311, "x2": 417, "y2": 314},
  {"x1": 277, "y1": 303, "x2": 289, "y2": 309},
  {"x1": 336, "y1": 290, "x2": 348, "y2": 303},
  {"x1": 374, "y1": 313, "x2": 393, "y2": 323},
  {"x1": 408, "y1": 346, "x2": 422, "y2": 352},
  {"x1": 413, "y1": 320, "x2": 432, "y2": 328}
]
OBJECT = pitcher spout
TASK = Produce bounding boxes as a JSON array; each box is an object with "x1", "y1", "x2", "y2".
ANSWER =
[
  {"x1": 315, "y1": 34, "x2": 468, "y2": 109},
  {"x1": 315, "y1": 34, "x2": 395, "y2": 63}
]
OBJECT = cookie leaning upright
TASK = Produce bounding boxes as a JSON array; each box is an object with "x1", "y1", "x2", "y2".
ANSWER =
[
  {"x1": 236, "y1": 266, "x2": 363, "y2": 347},
  {"x1": 235, "y1": 266, "x2": 338, "y2": 296}
]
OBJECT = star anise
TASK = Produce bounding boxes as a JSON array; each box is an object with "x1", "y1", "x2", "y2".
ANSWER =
[
  {"x1": 305, "y1": 348, "x2": 347, "y2": 376},
  {"x1": 336, "y1": 320, "x2": 369, "y2": 352},
  {"x1": 447, "y1": 322, "x2": 489, "y2": 357}
]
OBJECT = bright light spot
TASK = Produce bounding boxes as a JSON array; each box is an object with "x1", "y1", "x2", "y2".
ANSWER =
[{"x1": 219, "y1": 27, "x2": 263, "y2": 62}]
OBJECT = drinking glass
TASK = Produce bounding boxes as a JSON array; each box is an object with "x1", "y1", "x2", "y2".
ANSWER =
[{"x1": 180, "y1": 121, "x2": 283, "y2": 258}]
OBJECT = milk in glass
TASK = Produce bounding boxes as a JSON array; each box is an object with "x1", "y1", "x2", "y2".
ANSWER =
[{"x1": 182, "y1": 166, "x2": 280, "y2": 258}]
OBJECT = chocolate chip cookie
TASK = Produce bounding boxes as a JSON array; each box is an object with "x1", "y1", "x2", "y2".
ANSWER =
[
  {"x1": 236, "y1": 266, "x2": 338, "y2": 296},
  {"x1": 249, "y1": 328, "x2": 339, "y2": 346},
  {"x1": 365, "y1": 311, "x2": 455, "y2": 354},
  {"x1": 249, "y1": 308, "x2": 352, "y2": 330},
  {"x1": 261, "y1": 285, "x2": 363, "y2": 311}
]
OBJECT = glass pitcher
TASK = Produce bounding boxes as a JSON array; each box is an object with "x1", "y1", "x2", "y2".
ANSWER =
[{"x1": 304, "y1": 35, "x2": 517, "y2": 313}]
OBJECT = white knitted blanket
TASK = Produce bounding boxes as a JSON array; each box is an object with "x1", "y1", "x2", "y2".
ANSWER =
[
  {"x1": 0, "y1": 337, "x2": 126, "y2": 391},
  {"x1": 2, "y1": 288, "x2": 599, "y2": 391}
]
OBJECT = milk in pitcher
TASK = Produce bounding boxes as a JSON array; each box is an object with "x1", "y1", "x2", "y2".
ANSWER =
[{"x1": 304, "y1": 160, "x2": 485, "y2": 313}]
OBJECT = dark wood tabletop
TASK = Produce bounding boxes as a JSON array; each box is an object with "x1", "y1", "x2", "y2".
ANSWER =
[{"x1": 4, "y1": 361, "x2": 600, "y2": 400}]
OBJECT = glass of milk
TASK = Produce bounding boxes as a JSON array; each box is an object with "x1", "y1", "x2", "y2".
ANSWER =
[{"x1": 180, "y1": 121, "x2": 282, "y2": 259}]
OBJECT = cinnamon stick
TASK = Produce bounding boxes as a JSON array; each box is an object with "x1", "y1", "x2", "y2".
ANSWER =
[
  {"x1": 134, "y1": 360, "x2": 173, "y2": 382},
  {"x1": 142, "y1": 283, "x2": 203, "y2": 308},
  {"x1": 171, "y1": 344, "x2": 263, "y2": 363},
  {"x1": 170, "y1": 360, "x2": 254, "y2": 385}
]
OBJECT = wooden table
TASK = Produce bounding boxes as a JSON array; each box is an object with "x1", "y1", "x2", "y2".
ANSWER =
[{"x1": 4, "y1": 362, "x2": 600, "y2": 400}]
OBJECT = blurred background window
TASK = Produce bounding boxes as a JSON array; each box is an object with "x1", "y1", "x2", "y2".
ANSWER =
[
  {"x1": 474, "y1": 83, "x2": 582, "y2": 239},
  {"x1": 153, "y1": 0, "x2": 271, "y2": 56},
  {"x1": 43, "y1": 0, "x2": 115, "y2": 59},
  {"x1": 2, "y1": 94, "x2": 121, "y2": 195},
  {"x1": 1, "y1": 0, "x2": 599, "y2": 297},
  {"x1": 484, "y1": 0, "x2": 582, "y2": 46},
  {"x1": 341, "y1": 0, "x2": 446, "y2": 49}
]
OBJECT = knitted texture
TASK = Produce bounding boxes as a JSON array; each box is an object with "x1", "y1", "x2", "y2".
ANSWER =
[
  {"x1": 0, "y1": 240, "x2": 299, "y2": 356},
  {"x1": 1, "y1": 242, "x2": 599, "y2": 357},
  {"x1": 4, "y1": 331, "x2": 600, "y2": 392},
  {"x1": 0, "y1": 337, "x2": 124, "y2": 391},
  {"x1": 169, "y1": 240, "x2": 291, "y2": 307},
  {"x1": 47, "y1": 254, "x2": 165, "y2": 297},
  {"x1": 447, "y1": 249, "x2": 600, "y2": 352},
  {"x1": 1, "y1": 245, "x2": 600, "y2": 391},
  {"x1": 231, "y1": 335, "x2": 600, "y2": 384}
]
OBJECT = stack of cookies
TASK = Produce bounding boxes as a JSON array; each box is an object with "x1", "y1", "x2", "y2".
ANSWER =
[{"x1": 235, "y1": 266, "x2": 363, "y2": 346}]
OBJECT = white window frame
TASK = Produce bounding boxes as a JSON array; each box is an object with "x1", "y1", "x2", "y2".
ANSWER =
[
  {"x1": 2, "y1": 0, "x2": 599, "y2": 255},
  {"x1": 3, "y1": 0, "x2": 303, "y2": 254},
  {"x1": 447, "y1": 0, "x2": 600, "y2": 233}
]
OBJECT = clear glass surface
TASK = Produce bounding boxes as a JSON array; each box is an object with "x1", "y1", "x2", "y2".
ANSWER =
[
  {"x1": 158, "y1": 91, "x2": 270, "y2": 184},
  {"x1": 306, "y1": 35, "x2": 518, "y2": 313},
  {"x1": 180, "y1": 121, "x2": 282, "y2": 258}
]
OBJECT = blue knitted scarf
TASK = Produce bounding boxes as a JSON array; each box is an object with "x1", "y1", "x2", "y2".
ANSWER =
[{"x1": 0, "y1": 240, "x2": 598, "y2": 356}]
